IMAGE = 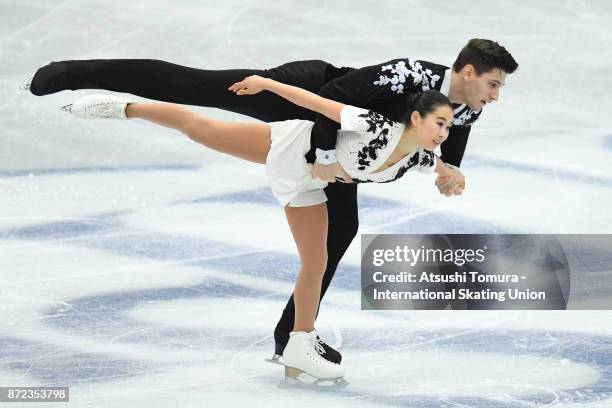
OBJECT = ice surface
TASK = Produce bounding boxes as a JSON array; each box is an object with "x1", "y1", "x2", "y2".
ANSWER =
[{"x1": 2, "y1": 0, "x2": 612, "y2": 406}]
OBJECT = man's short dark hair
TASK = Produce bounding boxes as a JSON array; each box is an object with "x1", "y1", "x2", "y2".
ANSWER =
[{"x1": 452, "y1": 39, "x2": 518, "y2": 75}]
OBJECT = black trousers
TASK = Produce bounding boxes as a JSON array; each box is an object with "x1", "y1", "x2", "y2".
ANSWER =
[{"x1": 61, "y1": 59, "x2": 358, "y2": 348}]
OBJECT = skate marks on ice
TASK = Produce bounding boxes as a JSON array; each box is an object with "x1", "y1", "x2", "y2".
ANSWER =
[
  {"x1": 0, "y1": 164, "x2": 199, "y2": 179},
  {"x1": 224, "y1": 323, "x2": 610, "y2": 406},
  {"x1": 2, "y1": 186, "x2": 612, "y2": 405}
]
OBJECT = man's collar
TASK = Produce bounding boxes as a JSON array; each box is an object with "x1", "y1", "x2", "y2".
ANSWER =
[
  {"x1": 442, "y1": 68, "x2": 472, "y2": 113},
  {"x1": 440, "y1": 68, "x2": 452, "y2": 97}
]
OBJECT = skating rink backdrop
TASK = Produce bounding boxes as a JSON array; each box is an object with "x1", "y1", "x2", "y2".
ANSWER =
[{"x1": 2, "y1": 0, "x2": 612, "y2": 407}]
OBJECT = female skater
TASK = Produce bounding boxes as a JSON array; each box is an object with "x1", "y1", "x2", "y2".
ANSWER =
[{"x1": 61, "y1": 74, "x2": 461, "y2": 383}]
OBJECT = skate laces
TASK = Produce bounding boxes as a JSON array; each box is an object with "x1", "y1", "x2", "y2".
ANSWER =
[
  {"x1": 87, "y1": 101, "x2": 115, "y2": 118},
  {"x1": 312, "y1": 336, "x2": 326, "y2": 355}
]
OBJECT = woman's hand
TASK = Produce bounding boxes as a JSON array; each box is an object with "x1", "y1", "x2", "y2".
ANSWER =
[
  {"x1": 435, "y1": 170, "x2": 465, "y2": 197},
  {"x1": 434, "y1": 160, "x2": 465, "y2": 197},
  {"x1": 312, "y1": 162, "x2": 352, "y2": 183},
  {"x1": 228, "y1": 75, "x2": 270, "y2": 95}
]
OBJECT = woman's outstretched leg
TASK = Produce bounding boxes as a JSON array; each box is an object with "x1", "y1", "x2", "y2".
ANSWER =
[
  {"x1": 125, "y1": 102, "x2": 271, "y2": 164},
  {"x1": 64, "y1": 94, "x2": 271, "y2": 163}
]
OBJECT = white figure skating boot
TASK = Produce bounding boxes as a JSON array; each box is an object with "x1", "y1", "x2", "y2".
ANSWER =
[
  {"x1": 61, "y1": 94, "x2": 130, "y2": 119},
  {"x1": 282, "y1": 330, "x2": 346, "y2": 386}
]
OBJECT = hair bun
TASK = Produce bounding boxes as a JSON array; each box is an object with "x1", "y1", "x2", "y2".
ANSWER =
[{"x1": 401, "y1": 90, "x2": 452, "y2": 125}]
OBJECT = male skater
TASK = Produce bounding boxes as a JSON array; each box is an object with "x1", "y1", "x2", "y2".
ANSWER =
[{"x1": 23, "y1": 38, "x2": 518, "y2": 364}]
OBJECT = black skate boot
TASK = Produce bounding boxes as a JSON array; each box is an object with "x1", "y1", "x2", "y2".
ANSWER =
[{"x1": 27, "y1": 62, "x2": 71, "y2": 96}]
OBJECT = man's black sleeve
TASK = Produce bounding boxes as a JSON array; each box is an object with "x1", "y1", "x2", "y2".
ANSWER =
[
  {"x1": 441, "y1": 125, "x2": 471, "y2": 167},
  {"x1": 305, "y1": 64, "x2": 383, "y2": 162},
  {"x1": 305, "y1": 61, "x2": 406, "y2": 163}
]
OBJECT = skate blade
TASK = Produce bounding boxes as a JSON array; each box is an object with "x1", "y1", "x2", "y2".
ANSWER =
[
  {"x1": 264, "y1": 354, "x2": 284, "y2": 366},
  {"x1": 19, "y1": 74, "x2": 34, "y2": 91},
  {"x1": 281, "y1": 366, "x2": 348, "y2": 389},
  {"x1": 59, "y1": 104, "x2": 72, "y2": 112}
]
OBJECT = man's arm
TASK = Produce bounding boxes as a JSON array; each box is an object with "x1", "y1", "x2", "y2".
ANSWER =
[
  {"x1": 440, "y1": 125, "x2": 471, "y2": 167},
  {"x1": 307, "y1": 60, "x2": 412, "y2": 163},
  {"x1": 306, "y1": 64, "x2": 390, "y2": 179},
  {"x1": 435, "y1": 125, "x2": 471, "y2": 195}
]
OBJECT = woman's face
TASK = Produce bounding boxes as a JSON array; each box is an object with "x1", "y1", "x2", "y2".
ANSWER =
[{"x1": 412, "y1": 105, "x2": 454, "y2": 151}]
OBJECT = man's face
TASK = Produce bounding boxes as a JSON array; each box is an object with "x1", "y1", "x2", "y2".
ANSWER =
[{"x1": 463, "y1": 67, "x2": 506, "y2": 111}]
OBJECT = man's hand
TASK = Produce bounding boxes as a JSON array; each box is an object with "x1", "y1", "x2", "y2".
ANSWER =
[
  {"x1": 312, "y1": 162, "x2": 352, "y2": 183},
  {"x1": 228, "y1": 75, "x2": 270, "y2": 95},
  {"x1": 435, "y1": 170, "x2": 465, "y2": 197}
]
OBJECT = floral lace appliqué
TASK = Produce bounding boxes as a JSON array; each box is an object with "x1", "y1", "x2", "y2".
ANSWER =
[
  {"x1": 419, "y1": 150, "x2": 435, "y2": 167},
  {"x1": 355, "y1": 110, "x2": 397, "y2": 170},
  {"x1": 453, "y1": 105, "x2": 482, "y2": 126},
  {"x1": 350, "y1": 150, "x2": 433, "y2": 184},
  {"x1": 373, "y1": 60, "x2": 441, "y2": 94}
]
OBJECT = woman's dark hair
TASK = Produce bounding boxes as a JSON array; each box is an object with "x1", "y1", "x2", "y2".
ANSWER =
[
  {"x1": 453, "y1": 38, "x2": 518, "y2": 75},
  {"x1": 401, "y1": 90, "x2": 452, "y2": 125}
]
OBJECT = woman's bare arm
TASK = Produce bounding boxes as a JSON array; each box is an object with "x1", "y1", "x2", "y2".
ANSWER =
[{"x1": 229, "y1": 75, "x2": 345, "y2": 123}]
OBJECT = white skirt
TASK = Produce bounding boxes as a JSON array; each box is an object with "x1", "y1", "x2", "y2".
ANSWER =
[{"x1": 266, "y1": 120, "x2": 328, "y2": 207}]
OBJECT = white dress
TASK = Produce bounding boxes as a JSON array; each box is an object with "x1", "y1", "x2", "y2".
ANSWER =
[
  {"x1": 266, "y1": 119, "x2": 328, "y2": 207},
  {"x1": 265, "y1": 106, "x2": 437, "y2": 208}
]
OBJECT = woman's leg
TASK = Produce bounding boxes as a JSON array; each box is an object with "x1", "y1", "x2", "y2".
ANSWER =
[
  {"x1": 284, "y1": 203, "x2": 328, "y2": 332},
  {"x1": 125, "y1": 102, "x2": 271, "y2": 164},
  {"x1": 127, "y1": 101, "x2": 327, "y2": 330},
  {"x1": 282, "y1": 204, "x2": 345, "y2": 381},
  {"x1": 274, "y1": 182, "x2": 358, "y2": 352}
]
